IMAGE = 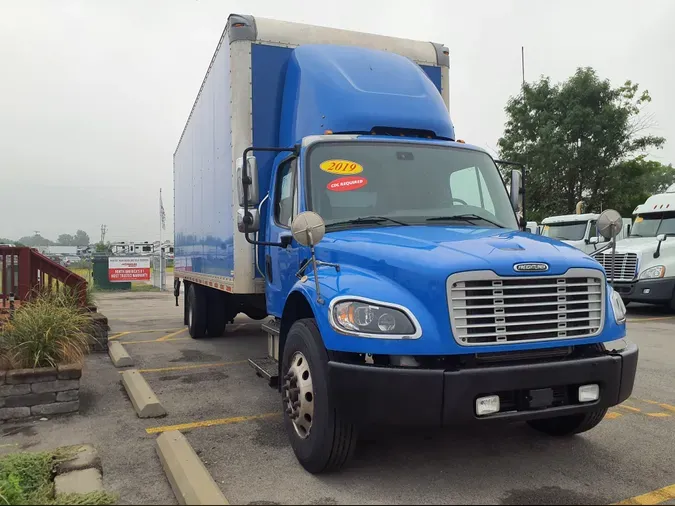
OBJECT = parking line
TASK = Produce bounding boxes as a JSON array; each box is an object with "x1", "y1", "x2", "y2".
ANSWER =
[
  {"x1": 118, "y1": 360, "x2": 247, "y2": 374},
  {"x1": 146, "y1": 412, "x2": 280, "y2": 434},
  {"x1": 108, "y1": 331, "x2": 131, "y2": 341},
  {"x1": 618, "y1": 404, "x2": 642, "y2": 413},
  {"x1": 605, "y1": 411, "x2": 622, "y2": 420},
  {"x1": 642, "y1": 400, "x2": 675, "y2": 413},
  {"x1": 645, "y1": 413, "x2": 671, "y2": 418},
  {"x1": 156, "y1": 327, "x2": 188, "y2": 341},
  {"x1": 120, "y1": 337, "x2": 191, "y2": 345},
  {"x1": 614, "y1": 483, "x2": 675, "y2": 505}
]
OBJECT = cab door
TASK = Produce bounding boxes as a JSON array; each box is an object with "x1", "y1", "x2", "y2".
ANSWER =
[{"x1": 265, "y1": 157, "x2": 301, "y2": 315}]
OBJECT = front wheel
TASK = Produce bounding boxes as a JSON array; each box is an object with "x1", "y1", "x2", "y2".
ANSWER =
[
  {"x1": 526, "y1": 408, "x2": 607, "y2": 436},
  {"x1": 281, "y1": 319, "x2": 357, "y2": 474}
]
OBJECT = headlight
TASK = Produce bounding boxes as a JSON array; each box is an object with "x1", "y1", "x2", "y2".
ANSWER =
[
  {"x1": 639, "y1": 265, "x2": 665, "y2": 279},
  {"x1": 609, "y1": 287, "x2": 626, "y2": 324},
  {"x1": 330, "y1": 298, "x2": 420, "y2": 338}
]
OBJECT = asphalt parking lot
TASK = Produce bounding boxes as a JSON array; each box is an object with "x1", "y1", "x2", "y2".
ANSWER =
[{"x1": 3, "y1": 291, "x2": 675, "y2": 505}]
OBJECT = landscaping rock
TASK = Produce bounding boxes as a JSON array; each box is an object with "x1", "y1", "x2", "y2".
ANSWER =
[
  {"x1": 31, "y1": 379, "x2": 80, "y2": 394},
  {"x1": 31, "y1": 400, "x2": 79, "y2": 416},
  {"x1": 0, "y1": 406, "x2": 30, "y2": 420},
  {"x1": 57, "y1": 364, "x2": 82, "y2": 380},
  {"x1": 58, "y1": 444, "x2": 102, "y2": 474},
  {"x1": 55, "y1": 468, "x2": 103, "y2": 495},
  {"x1": 5, "y1": 367, "x2": 57, "y2": 384},
  {"x1": 0, "y1": 383, "x2": 31, "y2": 397},
  {"x1": 5, "y1": 392, "x2": 56, "y2": 407},
  {"x1": 56, "y1": 390, "x2": 79, "y2": 402}
]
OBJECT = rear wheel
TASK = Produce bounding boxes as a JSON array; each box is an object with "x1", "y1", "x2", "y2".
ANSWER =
[
  {"x1": 187, "y1": 284, "x2": 207, "y2": 339},
  {"x1": 281, "y1": 319, "x2": 357, "y2": 473},
  {"x1": 206, "y1": 291, "x2": 228, "y2": 337},
  {"x1": 527, "y1": 408, "x2": 607, "y2": 436}
]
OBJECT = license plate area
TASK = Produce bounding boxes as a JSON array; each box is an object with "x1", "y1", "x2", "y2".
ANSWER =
[{"x1": 527, "y1": 388, "x2": 554, "y2": 409}]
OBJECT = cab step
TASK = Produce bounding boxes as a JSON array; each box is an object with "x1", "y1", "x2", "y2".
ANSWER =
[{"x1": 248, "y1": 357, "x2": 279, "y2": 388}]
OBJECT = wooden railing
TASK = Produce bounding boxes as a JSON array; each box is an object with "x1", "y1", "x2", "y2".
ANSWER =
[{"x1": 0, "y1": 246, "x2": 87, "y2": 308}]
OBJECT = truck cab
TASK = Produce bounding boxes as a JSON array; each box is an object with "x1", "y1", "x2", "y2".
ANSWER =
[
  {"x1": 540, "y1": 213, "x2": 631, "y2": 255},
  {"x1": 173, "y1": 14, "x2": 638, "y2": 474},
  {"x1": 594, "y1": 185, "x2": 675, "y2": 309}
]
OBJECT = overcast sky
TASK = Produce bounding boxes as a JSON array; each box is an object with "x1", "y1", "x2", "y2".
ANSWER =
[{"x1": 1, "y1": 0, "x2": 673, "y2": 243}]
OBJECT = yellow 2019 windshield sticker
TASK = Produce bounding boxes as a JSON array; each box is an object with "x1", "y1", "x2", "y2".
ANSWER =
[
  {"x1": 634, "y1": 216, "x2": 643, "y2": 223},
  {"x1": 320, "y1": 159, "x2": 363, "y2": 175}
]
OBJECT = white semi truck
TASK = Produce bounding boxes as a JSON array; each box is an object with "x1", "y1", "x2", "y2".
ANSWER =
[{"x1": 594, "y1": 184, "x2": 675, "y2": 310}]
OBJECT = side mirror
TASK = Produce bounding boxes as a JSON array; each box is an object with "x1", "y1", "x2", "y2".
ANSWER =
[
  {"x1": 589, "y1": 236, "x2": 599, "y2": 245},
  {"x1": 597, "y1": 209, "x2": 623, "y2": 241},
  {"x1": 291, "y1": 212, "x2": 325, "y2": 247},
  {"x1": 654, "y1": 233, "x2": 667, "y2": 258},
  {"x1": 237, "y1": 155, "x2": 259, "y2": 207},
  {"x1": 509, "y1": 169, "x2": 523, "y2": 213},
  {"x1": 237, "y1": 208, "x2": 260, "y2": 233}
]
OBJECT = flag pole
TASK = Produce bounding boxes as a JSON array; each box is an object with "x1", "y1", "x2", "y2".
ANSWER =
[{"x1": 159, "y1": 188, "x2": 163, "y2": 291}]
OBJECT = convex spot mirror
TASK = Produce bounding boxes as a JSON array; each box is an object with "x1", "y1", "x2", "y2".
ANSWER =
[
  {"x1": 597, "y1": 209, "x2": 623, "y2": 240},
  {"x1": 657, "y1": 233, "x2": 667, "y2": 242},
  {"x1": 291, "y1": 212, "x2": 325, "y2": 247},
  {"x1": 236, "y1": 155, "x2": 259, "y2": 207},
  {"x1": 509, "y1": 169, "x2": 523, "y2": 213}
]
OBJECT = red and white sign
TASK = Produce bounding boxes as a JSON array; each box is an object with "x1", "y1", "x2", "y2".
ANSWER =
[
  {"x1": 326, "y1": 176, "x2": 368, "y2": 192},
  {"x1": 108, "y1": 257, "x2": 151, "y2": 282}
]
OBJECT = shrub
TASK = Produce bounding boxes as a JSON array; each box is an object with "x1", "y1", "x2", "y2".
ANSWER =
[{"x1": 0, "y1": 293, "x2": 92, "y2": 369}]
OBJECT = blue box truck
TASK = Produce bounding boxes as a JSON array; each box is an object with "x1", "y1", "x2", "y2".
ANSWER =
[{"x1": 173, "y1": 14, "x2": 638, "y2": 473}]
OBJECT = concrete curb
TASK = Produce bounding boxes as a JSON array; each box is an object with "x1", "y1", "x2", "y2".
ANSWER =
[
  {"x1": 108, "y1": 341, "x2": 134, "y2": 367},
  {"x1": 121, "y1": 369, "x2": 166, "y2": 418},
  {"x1": 156, "y1": 431, "x2": 228, "y2": 505}
]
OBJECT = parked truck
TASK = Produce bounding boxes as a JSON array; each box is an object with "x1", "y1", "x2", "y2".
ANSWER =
[
  {"x1": 593, "y1": 184, "x2": 675, "y2": 309},
  {"x1": 541, "y1": 213, "x2": 631, "y2": 255},
  {"x1": 173, "y1": 14, "x2": 638, "y2": 473}
]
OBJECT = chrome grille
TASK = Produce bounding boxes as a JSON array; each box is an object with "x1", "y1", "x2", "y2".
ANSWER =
[
  {"x1": 593, "y1": 252, "x2": 637, "y2": 282},
  {"x1": 447, "y1": 268, "x2": 605, "y2": 346}
]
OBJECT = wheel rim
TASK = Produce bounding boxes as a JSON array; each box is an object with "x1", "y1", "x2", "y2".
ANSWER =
[{"x1": 283, "y1": 352, "x2": 314, "y2": 439}]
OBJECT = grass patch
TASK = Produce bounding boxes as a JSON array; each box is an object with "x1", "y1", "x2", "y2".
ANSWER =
[
  {"x1": 130, "y1": 284, "x2": 160, "y2": 292},
  {"x1": 0, "y1": 450, "x2": 117, "y2": 505},
  {"x1": 0, "y1": 292, "x2": 92, "y2": 369}
]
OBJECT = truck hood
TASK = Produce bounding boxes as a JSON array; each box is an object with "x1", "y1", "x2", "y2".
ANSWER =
[
  {"x1": 613, "y1": 236, "x2": 668, "y2": 255},
  {"x1": 318, "y1": 225, "x2": 601, "y2": 278}
]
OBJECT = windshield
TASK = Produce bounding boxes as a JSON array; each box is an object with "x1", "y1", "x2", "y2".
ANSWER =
[
  {"x1": 630, "y1": 211, "x2": 675, "y2": 237},
  {"x1": 305, "y1": 142, "x2": 518, "y2": 229},
  {"x1": 541, "y1": 222, "x2": 588, "y2": 241}
]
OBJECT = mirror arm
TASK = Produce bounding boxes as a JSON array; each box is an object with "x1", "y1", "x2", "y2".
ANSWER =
[
  {"x1": 241, "y1": 144, "x2": 301, "y2": 247},
  {"x1": 654, "y1": 240, "x2": 663, "y2": 259}
]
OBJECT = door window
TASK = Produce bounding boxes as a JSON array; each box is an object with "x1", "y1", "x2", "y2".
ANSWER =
[{"x1": 275, "y1": 159, "x2": 297, "y2": 227}]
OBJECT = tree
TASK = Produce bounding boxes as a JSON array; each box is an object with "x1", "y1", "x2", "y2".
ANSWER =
[
  {"x1": 17, "y1": 234, "x2": 54, "y2": 247},
  {"x1": 73, "y1": 230, "x2": 90, "y2": 246},
  {"x1": 94, "y1": 241, "x2": 112, "y2": 253},
  {"x1": 498, "y1": 67, "x2": 667, "y2": 221},
  {"x1": 58, "y1": 234, "x2": 75, "y2": 246}
]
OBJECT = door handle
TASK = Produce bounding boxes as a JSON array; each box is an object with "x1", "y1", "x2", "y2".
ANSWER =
[{"x1": 265, "y1": 254, "x2": 273, "y2": 283}]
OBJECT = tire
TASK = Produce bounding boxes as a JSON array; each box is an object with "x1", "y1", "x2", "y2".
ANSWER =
[
  {"x1": 206, "y1": 290, "x2": 227, "y2": 337},
  {"x1": 527, "y1": 408, "x2": 608, "y2": 436},
  {"x1": 281, "y1": 318, "x2": 357, "y2": 474},
  {"x1": 187, "y1": 284, "x2": 207, "y2": 339}
]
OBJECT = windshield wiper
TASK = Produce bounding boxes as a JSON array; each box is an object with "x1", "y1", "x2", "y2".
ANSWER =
[
  {"x1": 426, "y1": 214, "x2": 504, "y2": 228},
  {"x1": 326, "y1": 216, "x2": 410, "y2": 228}
]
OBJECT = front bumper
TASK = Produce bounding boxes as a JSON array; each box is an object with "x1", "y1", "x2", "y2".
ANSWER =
[
  {"x1": 614, "y1": 278, "x2": 675, "y2": 303},
  {"x1": 327, "y1": 343, "x2": 638, "y2": 426}
]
